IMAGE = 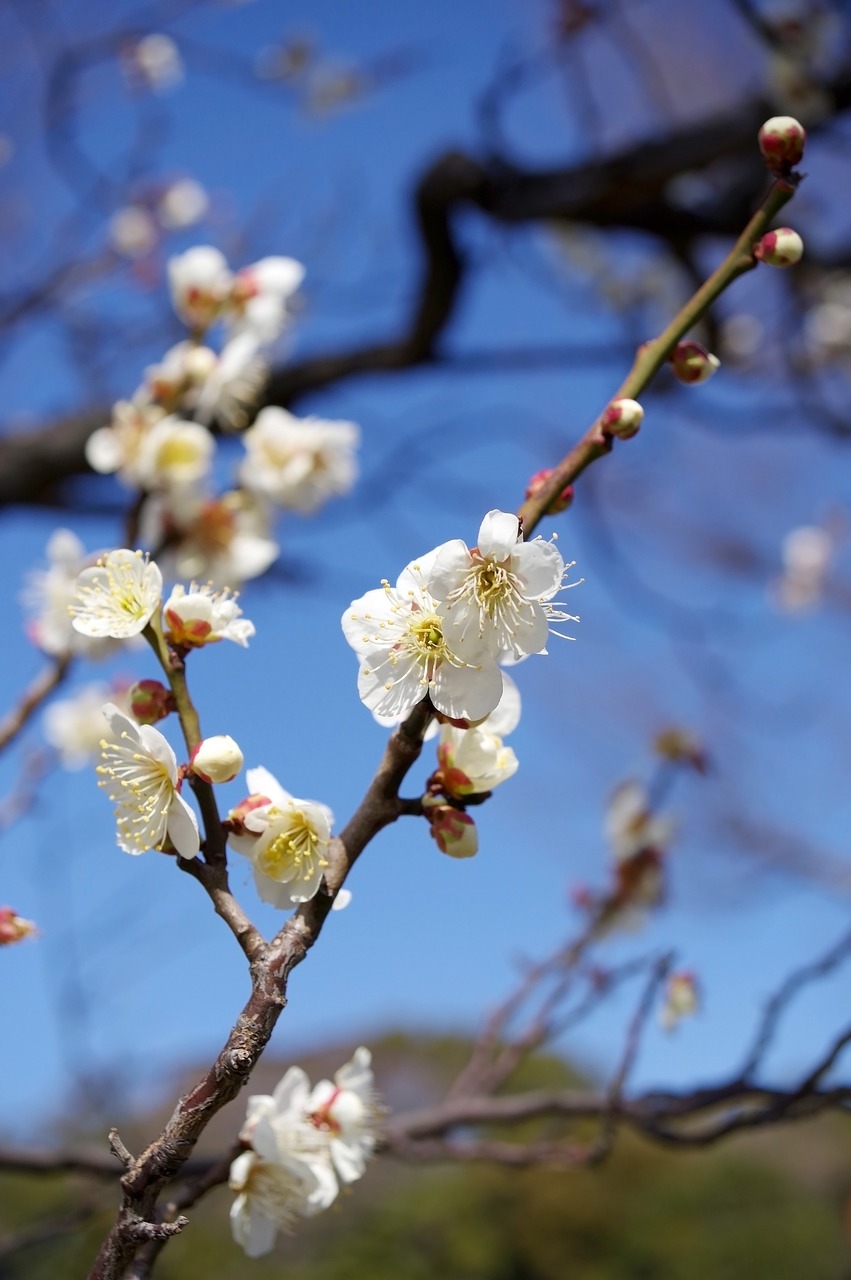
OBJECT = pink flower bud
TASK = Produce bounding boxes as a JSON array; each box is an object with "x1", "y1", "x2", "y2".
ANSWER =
[
  {"x1": 425, "y1": 804, "x2": 478, "y2": 859},
  {"x1": 190, "y1": 734, "x2": 244, "y2": 784},
  {"x1": 755, "y1": 227, "x2": 804, "y2": 268},
  {"x1": 668, "y1": 340, "x2": 720, "y2": 385},
  {"x1": 0, "y1": 907, "x2": 37, "y2": 945},
  {"x1": 524, "y1": 468, "x2": 574, "y2": 513},
  {"x1": 758, "y1": 116, "x2": 806, "y2": 170},
  {"x1": 601, "y1": 398, "x2": 644, "y2": 439},
  {"x1": 129, "y1": 678, "x2": 175, "y2": 725}
]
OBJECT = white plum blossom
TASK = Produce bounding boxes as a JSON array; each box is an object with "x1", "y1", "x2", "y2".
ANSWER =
[
  {"x1": 23, "y1": 529, "x2": 112, "y2": 658},
  {"x1": 228, "y1": 766, "x2": 334, "y2": 907},
  {"x1": 605, "y1": 781, "x2": 674, "y2": 864},
  {"x1": 163, "y1": 582, "x2": 254, "y2": 647},
  {"x1": 437, "y1": 724, "x2": 518, "y2": 798},
  {"x1": 43, "y1": 682, "x2": 126, "y2": 769},
  {"x1": 193, "y1": 332, "x2": 268, "y2": 428},
  {"x1": 97, "y1": 704, "x2": 199, "y2": 858},
  {"x1": 230, "y1": 1048, "x2": 378, "y2": 1255},
  {"x1": 129, "y1": 33, "x2": 184, "y2": 92},
  {"x1": 132, "y1": 416, "x2": 215, "y2": 490},
  {"x1": 157, "y1": 178, "x2": 209, "y2": 229},
  {"x1": 85, "y1": 398, "x2": 165, "y2": 483},
  {"x1": 229, "y1": 256, "x2": 305, "y2": 343},
  {"x1": 775, "y1": 523, "x2": 833, "y2": 612},
  {"x1": 424, "y1": 668, "x2": 521, "y2": 740},
  {"x1": 239, "y1": 406, "x2": 359, "y2": 512},
  {"x1": 109, "y1": 205, "x2": 158, "y2": 258},
  {"x1": 342, "y1": 549, "x2": 503, "y2": 725},
  {"x1": 70, "y1": 549, "x2": 162, "y2": 640},
  {"x1": 139, "y1": 489, "x2": 278, "y2": 586},
  {"x1": 428, "y1": 509, "x2": 574, "y2": 661},
  {"x1": 168, "y1": 245, "x2": 233, "y2": 330}
]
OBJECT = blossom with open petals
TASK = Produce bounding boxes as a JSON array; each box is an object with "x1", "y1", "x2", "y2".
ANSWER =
[
  {"x1": 231, "y1": 1047, "x2": 377, "y2": 1256},
  {"x1": 239, "y1": 406, "x2": 359, "y2": 512},
  {"x1": 133, "y1": 416, "x2": 215, "y2": 490},
  {"x1": 163, "y1": 582, "x2": 254, "y2": 647},
  {"x1": 139, "y1": 489, "x2": 278, "y2": 587},
  {"x1": 71, "y1": 550, "x2": 162, "y2": 639},
  {"x1": 436, "y1": 725, "x2": 518, "y2": 799},
  {"x1": 23, "y1": 530, "x2": 111, "y2": 658},
  {"x1": 168, "y1": 245, "x2": 233, "y2": 330},
  {"x1": 96, "y1": 704, "x2": 199, "y2": 858},
  {"x1": 659, "y1": 971, "x2": 700, "y2": 1032},
  {"x1": 229, "y1": 255, "x2": 305, "y2": 343},
  {"x1": 228, "y1": 766, "x2": 333, "y2": 906},
  {"x1": 342, "y1": 549, "x2": 503, "y2": 725},
  {"x1": 427, "y1": 510, "x2": 573, "y2": 661}
]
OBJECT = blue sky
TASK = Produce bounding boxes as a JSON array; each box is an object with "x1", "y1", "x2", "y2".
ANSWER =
[{"x1": 1, "y1": 0, "x2": 850, "y2": 1141}]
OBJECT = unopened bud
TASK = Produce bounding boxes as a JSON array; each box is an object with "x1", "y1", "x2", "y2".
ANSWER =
[
  {"x1": 190, "y1": 734, "x2": 244, "y2": 784},
  {"x1": 0, "y1": 907, "x2": 37, "y2": 945},
  {"x1": 659, "y1": 970, "x2": 700, "y2": 1031},
  {"x1": 669, "y1": 340, "x2": 720, "y2": 385},
  {"x1": 601, "y1": 398, "x2": 644, "y2": 439},
  {"x1": 129, "y1": 678, "x2": 175, "y2": 724},
  {"x1": 758, "y1": 116, "x2": 806, "y2": 171},
  {"x1": 425, "y1": 802, "x2": 478, "y2": 859},
  {"x1": 755, "y1": 227, "x2": 804, "y2": 268},
  {"x1": 525, "y1": 468, "x2": 574, "y2": 513}
]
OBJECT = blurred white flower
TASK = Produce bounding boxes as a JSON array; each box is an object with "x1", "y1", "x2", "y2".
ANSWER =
[
  {"x1": 140, "y1": 489, "x2": 278, "y2": 586},
  {"x1": 23, "y1": 530, "x2": 111, "y2": 658},
  {"x1": 129, "y1": 34, "x2": 184, "y2": 93},
  {"x1": 97, "y1": 703, "x2": 199, "y2": 858},
  {"x1": 774, "y1": 523, "x2": 833, "y2": 612},
  {"x1": 168, "y1": 245, "x2": 233, "y2": 330},
  {"x1": 239, "y1": 406, "x2": 359, "y2": 512},
  {"x1": 659, "y1": 971, "x2": 700, "y2": 1032},
  {"x1": 133, "y1": 416, "x2": 215, "y2": 490},
  {"x1": 109, "y1": 205, "x2": 158, "y2": 258},
  {"x1": 229, "y1": 256, "x2": 305, "y2": 343},
  {"x1": 43, "y1": 682, "x2": 126, "y2": 770},
  {"x1": 605, "y1": 781, "x2": 674, "y2": 864},
  {"x1": 157, "y1": 178, "x2": 209, "y2": 229}
]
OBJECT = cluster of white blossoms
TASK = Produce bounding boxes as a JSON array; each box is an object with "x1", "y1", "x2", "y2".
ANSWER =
[
  {"x1": 230, "y1": 1048, "x2": 378, "y2": 1257},
  {"x1": 342, "y1": 509, "x2": 576, "y2": 725},
  {"x1": 80, "y1": 244, "x2": 360, "y2": 587},
  {"x1": 228, "y1": 767, "x2": 335, "y2": 908}
]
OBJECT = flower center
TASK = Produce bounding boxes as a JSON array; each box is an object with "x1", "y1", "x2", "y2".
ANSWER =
[{"x1": 256, "y1": 810, "x2": 329, "y2": 882}]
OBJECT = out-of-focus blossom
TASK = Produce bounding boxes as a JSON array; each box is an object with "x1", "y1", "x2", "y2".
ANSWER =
[
  {"x1": 659, "y1": 971, "x2": 700, "y2": 1031},
  {"x1": 228, "y1": 766, "x2": 334, "y2": 907},
  {"x1": 43, "y1": 682, "x2": 128, "y2": 769},
  {"x1": 109, "y1": 206, "x2": 158, "y2": 258},
  {"x1": 0, "y1": 908, "x2": 37, "y2": 946},
  {"x1": 70, "y1": 550, "x2": 162, "y2": 640},
  {"x1": 168, "y1": 246, "x2": 233, "y2": 330},
  {"x1": 97, "y1": 704, "x2": 199, "y2": 858},
  {"x1": 157, "y1": 178, "x2": 209, "y2": 229},
  {"x1": 230, "y1": 1047, "x2": 377, "y2": 1256},
  {"x1": 132, "y1": 416, "x2": 215, "y2": 490},
  {"x1": 229, "y1": 256, "x2": 305, "y2": 343},
  {"x1": 606, "y1": 781, "x2": 675, "y2": 864},
  {"x1": 127, "y1": 34, "x2": 185, "y2": 93},
  {"x1": 774, "y1": 523, "x2": 833, "y2": 612},
  {"x1": 140, "y1": 490, "x2": 278, "y2": 587},
  {"x1": 23, "y1": 530, "x2": 111, "y2": 658},
  {"x1": 86, "y1": 398, "x2": 166, "y2": 484},
  {"x1": 239, "y1": 406, "x2": 359, "y2": 512}
]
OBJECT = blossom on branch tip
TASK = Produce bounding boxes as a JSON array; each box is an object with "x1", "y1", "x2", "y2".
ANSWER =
[
  {"x1": 96, "y1": 704, "x2": 200, "y2": 858},
  {"x1": 133, "y1": 416, "x2": 215, "y2": 490},
  {"x1": 668, "y1": 340, "x2": 720, "y2": 385},
  {"x1": 601, "y1": 398, "x2": 644, "y2": 439},
  {"x1": 659, "y1": 971, "x2": 700, "y2": 1031},
  {"x1": 168, "y1": 245, "x2": 233, "y2": 330},
  {"x1": 229, "y1": 256, "x2": 305, "y2": 343},
  {"x1": 342, "y1": 549, "x2": 503, "y2": 725},
  {"x1": 427, "y1": 510, "x2": 575, "y2": 662},
  {"x1": 755, "y1": 227, "x2": 804, "y2": 268},
  {"x1": 70, "y1": 549, "x2": 162, "y2": 640},
  {"x1": 228, "y1": 766, "x2": 333, "y2": 907},
  {"x1": 0, "y1": 907, "x2": 38, "y2": 945},
  {"x1": 163, "y1": 582, "x2": 255, "y2": 648},
  {"x1": 758, "y1": 115, "x2": 806, "y2": 170},
  {"x1": 606, "y1": 781, "x2": 674, "y2": 864},
  {"x1": 191, "y1": 735, "x2": 244, "y2": 784}
]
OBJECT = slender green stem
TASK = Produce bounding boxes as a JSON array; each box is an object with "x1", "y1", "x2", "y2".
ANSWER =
[{"x1": 518, "y1": 177, "x2": 798, "y2": 537}]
